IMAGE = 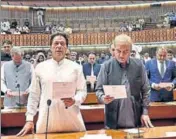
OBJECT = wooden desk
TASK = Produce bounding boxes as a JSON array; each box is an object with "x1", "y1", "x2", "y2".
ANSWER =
[
  {"x1": 2, "y1": 102, "x2": 176, "y2": 129},
  {"x1": 83, "y1": 92, "x2": 98, "y2": 104},
  {"x1": 1, "y1": 96, "x2": 4, "y2": 109},
  {"x1": 2, "y1": 126, "x2": 176, "y2": 139},
  {"x1": 173, "y1": 89, "x2": 176, "y2": 100}
]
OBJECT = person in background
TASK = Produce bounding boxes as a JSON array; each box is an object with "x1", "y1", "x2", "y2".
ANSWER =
[
  {"x1": 145, "y1": 47, "x2": 176, "y2": 102},
  {"x1": 70, "y1": 51, "x2": 77, "y2": 63},
  {"x1": 34, "y1": 52, "x2": 46, "y2": 67},
  {"x1": 83, "y1": 52, "x2": 101, "y2": 92},
  {"x1": 65, "y1": 49, "x2": 71, "y2": 60},
  {"x1": 82, "y1": 54, "x2": 88, "y2": 63},
  {"x1": 24, "y1": 19, "x2": 30, "y2": 28},
  {"x1": 11, "y1": 19, "x2": 18, "y2": 29},
  {"x1": 1, "y1": 47, "x2": 34, "y2": 108},
  {"x1": 1, "y1": 40, "x2": 13, "y2": 61},
  {"x1": 130, "y1": 50, "x2": 137, "y2": 58},
  {"x1": 109, "y1": 42, "x2": 115, "y2": 58},
  {"x1": 24, "y1": 53, "x2": 31, "y2": 62},
  {"x1": 97, "y1": 51, "x2": 106, "y2": 64},
  {"x1": 46, "y1": 50, "x2": 52, "y2": 60},
  {"x1": 96, "y1": 34, "x2": 153, "y2": 129},
  {"x1": 77, "y1": 54, "x2": 84, "y2": 65},
  {"x1": 29, "y1": 58, "x2": 36, "y2": 66},
  {"x1": 17, "y1": 32, "x2": 87, "y2": 136},
  {"x1": 167, "y1": 49, "x2": 176, "y2": 62},
  {"x1": 143, "y1": 53, "x2": 151, "y2": 64}
]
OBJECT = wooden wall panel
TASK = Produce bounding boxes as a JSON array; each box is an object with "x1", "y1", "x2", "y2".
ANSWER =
[{"x1": 0, "y1": 28, "x2": 175, "y2": 46}]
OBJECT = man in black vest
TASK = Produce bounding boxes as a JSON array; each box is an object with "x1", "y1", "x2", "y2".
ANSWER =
[
  {"x1": 1, "y1": 40, "x2": 13, "y2": 95},
  {"x1": 1, "y1": 40, "x2": 12, "y2": 61},
  {"x1": 96, "y1": 34, "x2": 153, "y2": 129}
]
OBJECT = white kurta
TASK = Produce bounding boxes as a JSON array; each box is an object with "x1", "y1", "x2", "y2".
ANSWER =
[{"x1": 26, "y1": 58, "x2": 87, "y2": 133}]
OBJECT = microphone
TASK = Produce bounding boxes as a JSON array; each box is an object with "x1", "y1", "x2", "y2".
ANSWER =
[
  {"x1": 46, "y1": 99, "x2": 52, "y2": 139},
  {"x1": 16, "y1": 84, "x2": 24, "y2": 108}
]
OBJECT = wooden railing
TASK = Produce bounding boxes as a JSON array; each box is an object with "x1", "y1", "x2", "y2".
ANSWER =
[{"x1": 1, "y1": 28, "x2": 176, "y2": 46}]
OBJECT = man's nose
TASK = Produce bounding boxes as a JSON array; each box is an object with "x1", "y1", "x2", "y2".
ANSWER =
[{"x1": 119, "y1": 52, "x2": 124, "y2": 57}]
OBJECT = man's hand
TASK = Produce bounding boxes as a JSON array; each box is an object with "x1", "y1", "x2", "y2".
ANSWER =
[
  {"x1": 61, "y1": 98, "x2": 75, "y2": 108},
  {"x1": 164, "y1": 84, "x2": 174, "y2": 91},
  {"x1": 153, "y1": 84, "x2": 161, "y2": 91},
  {"x1": 16, "y1": 121, "x2": 34, "y2": 136},
  {"x1": 102, "y1": 95, "x2": 114, "y2": 104},
  {"x1": 22, "y1": 92, "x2": 29, "y2": 96},
  {"x1": 6, "y1": 90, "x2": 14, "y2": 97},
  {"x1": 141, "y1": 115, "x2": 154, "y2": 128}
]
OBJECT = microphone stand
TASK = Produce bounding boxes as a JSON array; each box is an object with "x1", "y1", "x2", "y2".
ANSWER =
[
  {"x1": 46, "y1": 99, "x2": 52, "y2": 139},
  {"x1": 16, "y1": 84, "x2": 24, "y2": 109}
]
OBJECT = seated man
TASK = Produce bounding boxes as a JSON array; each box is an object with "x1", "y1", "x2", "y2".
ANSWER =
[
  {"x1": 145, "y1": 47, "x2": 176, "y2": 102},
  {"x1": 83, "y1": 52, "x2": 101, "y2": 92},
  {"x1": 1, "y1": 47, "x2": 34, "y2": 108}
]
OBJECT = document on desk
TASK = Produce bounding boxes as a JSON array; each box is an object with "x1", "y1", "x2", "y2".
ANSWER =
[
  {"x1": 103, "y1": 85, "x2": 127, "y2": 99},
  {"x1": 166, "y1": 132, "x2": 176, "y2": 137},
  {"x1": 52, "y1": 82, "x2": 76, "y2": 99},
  {"x1": 80, "y1": 134, "x2": 112, "y2": 139},
  {"x1": 124, "y1": 129, "x2": 144, "y2": 134}
]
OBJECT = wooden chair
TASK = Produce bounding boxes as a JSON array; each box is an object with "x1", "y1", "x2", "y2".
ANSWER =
[{"x1": 173, "y1": 89, "x2": 176, "y2": 100}]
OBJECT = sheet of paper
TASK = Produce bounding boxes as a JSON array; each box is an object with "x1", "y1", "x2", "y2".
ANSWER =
[
  {"x1": 80, "y1": 134, "x2": 112, "y2": 139},
  {"x1": 52, "y1": 82, "x2": 76, "y2": 99},
  {"x1": 166, "y1": 132, "x2": 176, "y2": 137},
  {"x1": 103, "y1": 85, "x2": 127, "y2": 99},
  {"x1": 10, "y1": 91, "x2": 27, "y2": 96},
  {"x1": 86, "y1": 76, "x2": 96, "y2": 84},
  {"x1": 159, "y1": 82, "x2": 173, "y2": 88},
  {"x1": 124, "y1": 129, "x2": 144, "y2": 134}
]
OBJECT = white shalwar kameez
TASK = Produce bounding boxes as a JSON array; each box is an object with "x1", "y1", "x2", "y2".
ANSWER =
[{"x1": 26, "y1": 58, "x2": 87, "y2": 133}]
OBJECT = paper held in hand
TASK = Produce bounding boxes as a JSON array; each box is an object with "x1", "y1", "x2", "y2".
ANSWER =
[
  {"x1": 10, "y1": 91, "x2": 27, "y2": 96},
  {"x1": 86, "y1": 75, "x2": 96, "y2": 84},
  {"x1": 103, "y1": 85, "x2": 127, "y2": 99},
  {"x1": 52, "y1": 82, "x2": 76, "y2": 99},
  {"x1": 159, "y1": 82, "x2": 173, "y2": 88}
]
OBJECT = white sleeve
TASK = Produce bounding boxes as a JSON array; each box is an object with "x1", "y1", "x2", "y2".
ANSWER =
[
  {"x1": 26, "y1": 65, "x2": 41, "y2": 121},
  {"x1": 25, "y1": 64, "x2": 35, "y2": 94},
  {"x1": 1, "y1": 64, "x2": 9, "y2": 93},
  {"x1": 74, "y1": 67, "x2": 87, "y2": 106}
]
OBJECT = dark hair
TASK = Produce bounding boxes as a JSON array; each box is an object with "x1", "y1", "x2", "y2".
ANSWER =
[
  {"x1": 167, "y1": 49, "x2": 173, "y2": 54},
  {"x1": 2, "y1": 40, "x2": 12, "y2": 45},
  {"x1": 88, "y1": 51, "x2": 96, "y2": 56},
  {"x1": 50, "y1": 32, "x2": 68, "y2": 47}
]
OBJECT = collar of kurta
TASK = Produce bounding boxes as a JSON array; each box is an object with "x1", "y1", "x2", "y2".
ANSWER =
[
  {"x1": 52, "y1": 58, "x2": 65, "y2": 66},
  {"x1": 13, "y1": 60, "x2": 23, "y2": 67},
  {"x1": 117, "y1": 58, "x2": 130, "y2": 69}
]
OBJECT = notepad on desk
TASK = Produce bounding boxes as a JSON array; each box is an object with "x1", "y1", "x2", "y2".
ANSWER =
[{"x1": 80, "y1": 134, "x2": 112, "y2": 139}]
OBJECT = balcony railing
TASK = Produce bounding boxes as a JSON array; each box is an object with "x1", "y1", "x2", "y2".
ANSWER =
[{"x1": 1, "y1": 28, "x2": 176, "y2": 47}]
